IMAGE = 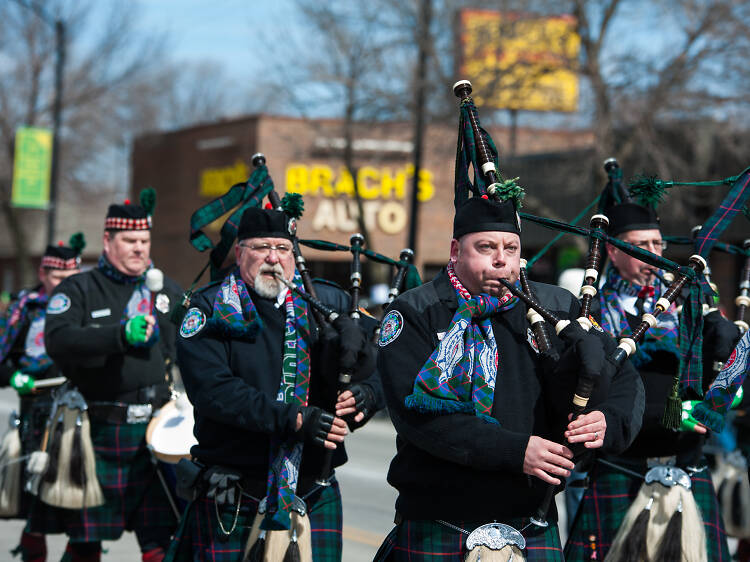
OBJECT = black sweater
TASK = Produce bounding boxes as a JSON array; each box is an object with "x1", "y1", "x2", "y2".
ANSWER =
[
  {"x1": 176, "y1": 280, "x2": 384, "y2": 497},
  {"x1": 44, "y1": 267, "x2": 181, "y2": 402},
  {"x1": 379, "y1": 270, "x2": 644, "y2": 522}
]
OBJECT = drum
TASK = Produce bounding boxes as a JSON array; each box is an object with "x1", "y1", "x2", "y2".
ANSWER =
[{"x1": 146, "y1": 394, "x2": 197, "y2": 464}]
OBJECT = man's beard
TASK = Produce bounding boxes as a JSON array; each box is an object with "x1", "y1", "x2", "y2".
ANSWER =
[{"x1": 253, "y1": 264, "x2": 285, "y2": 298}]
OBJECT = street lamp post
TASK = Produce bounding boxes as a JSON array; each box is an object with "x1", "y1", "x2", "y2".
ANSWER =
[
  {"x1": 11, "y1": 0, "x2": 65, "y2": 245},
  {"x1": 48, "y1": 18, "x2": 65, "y2": 245}
]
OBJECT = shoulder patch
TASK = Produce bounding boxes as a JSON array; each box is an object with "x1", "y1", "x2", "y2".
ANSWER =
[
  {"x1": 379, "y1": 310, "x2": 404, "y2": 347},
  {"x1": 47, "y1": 293, "x2": 71, "y2": 315},
  {"x1": 180, "y1": 307, "x2": 206, "y2": 338}
]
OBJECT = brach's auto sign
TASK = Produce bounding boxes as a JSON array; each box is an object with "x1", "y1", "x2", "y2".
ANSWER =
[{"x1": 285, "y1": 163, "x2": 435, "y2": 235}]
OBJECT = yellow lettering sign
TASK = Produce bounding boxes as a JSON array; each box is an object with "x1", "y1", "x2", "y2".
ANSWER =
[
  {"x1": 200, "y1": 160, "x2": 249, "y2": 198},
  {"x1": 284, "y1": 163, "x2": 435, "y2": 202}
]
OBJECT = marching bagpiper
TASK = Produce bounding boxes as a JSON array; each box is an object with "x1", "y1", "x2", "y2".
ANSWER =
[
  {"x1": 40, "y1": 190, "x2": 183, "y2": 561},
  {"x1": 169, "y1": 200, "x2": 382, "y2": 562},
  {"x1": 565, "y1": 173, "x2": 745, "y2": 561},
  {"x1": 0, "y1": 235, "x2": 83, "y2": 561},
  {"x1": 373, "y1": 81, "x2": 645, "y2": 561}
]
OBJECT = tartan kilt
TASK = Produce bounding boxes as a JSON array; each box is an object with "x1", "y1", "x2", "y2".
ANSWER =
[
  {"x1": 374, "y1": 517, "x2": 564, "y2": 562},
  {"x1": 166, "y1": 478, "x2": 342, "y2": 562},
  {"x1": 27, "y1": 419, "x2": 177, "y2": 541},
  {"x1": 565, "y1": 460, "x2": 730, "y2": 561}
]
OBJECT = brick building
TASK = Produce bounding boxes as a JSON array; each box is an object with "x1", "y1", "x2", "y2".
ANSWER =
[{"x1": 131, "y1": 113, "x2": 596, "y2": 297}]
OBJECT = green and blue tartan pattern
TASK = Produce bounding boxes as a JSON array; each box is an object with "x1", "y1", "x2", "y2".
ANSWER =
[
  {"x1": 454, "y1": 99, "x2": 500, "y2": 208},
  {"x1": 598, "y1": 265, "x2": 680, "y2": 370},
  {"x1": 263, "y1": 281, "x2": 311, "y2": 531},
  {"x1": 564, "y1": 461, "x2": 729, "y2": 562},
  {"x1": 0, "y1": 289, "x2": 53, "y2": 375},
  {"x1": 693, "y1": 168, "x2": 750, "y2": 259},
  {"x1": 26, "y1": 420, "x2": 177, "y2": 541},
  {"x1": 375, "y1": 518, "x2": 563, "y2": 561},
  {"x1": 188, "y1": 165, "x2": 274, "y2": 280},
  {"x1": 404, "y1": 262, "x2": 517, "y2": 420},
  {"x1": 166, "y1": 480, "x2": 342, "y2": 562},
  {"x1": 205, "y1": 269, "x2": 261, "y2": 341},
  {"x1": 694, "y1": 330, "x2": 750, "y2": 432}
]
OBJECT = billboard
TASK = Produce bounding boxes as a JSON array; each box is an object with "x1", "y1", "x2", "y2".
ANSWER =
[
  {"x1": 11, "y1": 126, "x2": 52, "y2": 209},
  {"x1": 457, "y1": 9, "x2": 580, "y2": 112}
]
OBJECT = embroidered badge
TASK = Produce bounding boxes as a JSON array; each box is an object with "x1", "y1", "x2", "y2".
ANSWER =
[
  {"x1": 180, "y1": 307, "x2": 206, "y2": 338},
  {"x1": 526, "y1": 327, "x2": 539, "y2": 354},
  {"x1": 156, "y1": 293, "x2": 170, "y2": 314},
  {"x1": 379, "y1": 310, "x2": 403, "y2": 347},
  {"x1": 47, "y1": 293, "x2": 71, "y2": 315}
]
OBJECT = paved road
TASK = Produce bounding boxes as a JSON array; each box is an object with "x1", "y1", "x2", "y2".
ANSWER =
[
  {"x1": 0, "y1": 388, "x2": 399, "y2": 561},
  {"x1": 0, "y1": 390, "x2": 573, "y2": 561}
]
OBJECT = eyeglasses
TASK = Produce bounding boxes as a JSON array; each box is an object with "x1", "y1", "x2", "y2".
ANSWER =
[
  {"x1": 239, "y1": 243, "x2": 292, "y2": 256},
  {"x1": 624, "y1": 239, "x2": 667, "y2": 251}
]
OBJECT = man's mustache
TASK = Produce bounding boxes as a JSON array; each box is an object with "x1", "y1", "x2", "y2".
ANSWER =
[{"x1": 259, "y1": 264, "x2": 284, "y2": 276}]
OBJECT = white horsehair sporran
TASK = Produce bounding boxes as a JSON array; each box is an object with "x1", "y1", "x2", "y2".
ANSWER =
[
  {"x1": 26, "y1": 385, "x2": 104, "y2": 509},
  {"x1": 0, "y1": 411, "x2": 22, "y2": 516},
  {"x1": 605, "y1": 464, "x2": 706, "y2": 562},
  {"x1": 243, "y1": 495, "x2": 313, "y2": 562}
]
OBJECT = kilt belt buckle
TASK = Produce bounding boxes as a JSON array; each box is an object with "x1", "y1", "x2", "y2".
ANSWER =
[
  {"x1": 436, "y1": 520, "x2": 526, "y2": 555},
  {"x1": 126, "y1": 404, "x2": 153, "y2": 424},
  {"x1": 257, "y1": 494, "x2": 307, "y2": 516},
  {"x1": 466, "y1": 523, "x2": 526, "y2": 551},
  {"x1": 645, "y1": 465, "x2": 692, "y2": 490}
]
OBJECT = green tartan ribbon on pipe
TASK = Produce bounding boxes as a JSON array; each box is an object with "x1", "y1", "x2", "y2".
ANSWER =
[
  {"x1": 664, "y1": 236, "x2": 749, "y2": 256},
  {"x1": 526, "y1": 195, "x2": 599, "y2": 269},
  {"x1": 520, "y1": 212, "x2": 698, "y2": 279},
  {"x1": 188, "y1": 165, "x2": 275, "y2": 279}
]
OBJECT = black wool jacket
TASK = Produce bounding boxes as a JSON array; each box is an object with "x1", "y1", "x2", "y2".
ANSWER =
[
  {"x1": 176, "y1": 279, "x2": 384, "y2": 497},
  {"x1": 379, "y1": 269, "x2": 644, "y2": 522},
  {"x1": 44, "y1": 267, "x2": 182, "y2": 403}
]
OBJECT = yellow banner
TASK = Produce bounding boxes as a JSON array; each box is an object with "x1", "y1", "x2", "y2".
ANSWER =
[
  {"x1": 11, "y1": 127, "x2": 52, "y2": 209},
  {"x1": 458, "y1": 9, "x2": 580, "y2": 112}
]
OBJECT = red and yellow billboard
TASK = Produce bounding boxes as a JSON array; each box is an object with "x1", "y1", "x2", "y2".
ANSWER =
[{"x1": 457, "y1": 9, "x2": 580, "y2": 112}]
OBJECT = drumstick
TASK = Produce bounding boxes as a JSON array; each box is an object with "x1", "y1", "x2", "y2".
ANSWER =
[
  {"x1": 32, "y1": 377, "x2": 67, "y2": 389},
  {"x1": 145, "y1": 268, "x2": 164, "y2": 313}
]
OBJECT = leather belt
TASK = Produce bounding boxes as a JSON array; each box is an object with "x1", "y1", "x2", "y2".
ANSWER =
[{"x1": 87, "y1": 402, "x2": 153, "y2": 424}]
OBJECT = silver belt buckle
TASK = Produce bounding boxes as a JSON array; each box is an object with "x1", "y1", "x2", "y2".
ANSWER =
[
  {"x1": 126, "y1": 403, "x2": 152, "y2": 424},
  {"x1": 645, "y1": 465, "x2": 692, "y2": 490},
  {"x1": 466, "y1": 522, "x2": 526, "y2": 552}
]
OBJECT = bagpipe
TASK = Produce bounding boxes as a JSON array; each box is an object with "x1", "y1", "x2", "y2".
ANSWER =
[
  {"x1": 180, "y1": 150, "x2": 422, "y2": 561},
  {"x1": 453, "y1": 78, "x2": 750, "y2": 536}
]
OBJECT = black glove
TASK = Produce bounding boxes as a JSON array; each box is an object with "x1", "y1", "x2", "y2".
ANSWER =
[
  {"x1": 703, "y1": 310, "x2": 741, "y2": 364},
  {"x1": 298, "y1": 406, "x2": 335, "y2": 448},
  {"x1": 558, "y1": 321, "x2": 623, "y2": 405},
  {"x1": 559, "y1": 321, "x2": 605, "y2": 382},
  {"x1": 318, "y1": 316, "x2": 377, "y2": 384},
  {"x1": 347, "y1": 383, "x2": 376, "y2": 422},
  {"x1": 332, "y1": 316, "x2": 366, "y2": 371}
]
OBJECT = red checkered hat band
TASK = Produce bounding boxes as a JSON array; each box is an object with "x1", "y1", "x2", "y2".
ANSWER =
[
  {"x1": 104, "y1": 216, "x2": 152, "y2": 230},
  {"x1": 41, "y1": 256, "x2": 79, "y2": 270}
]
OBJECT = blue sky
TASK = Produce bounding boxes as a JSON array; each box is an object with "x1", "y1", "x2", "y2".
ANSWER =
[{"x1": 134, "y1": 0, "x2": 296, "y2": 86}]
